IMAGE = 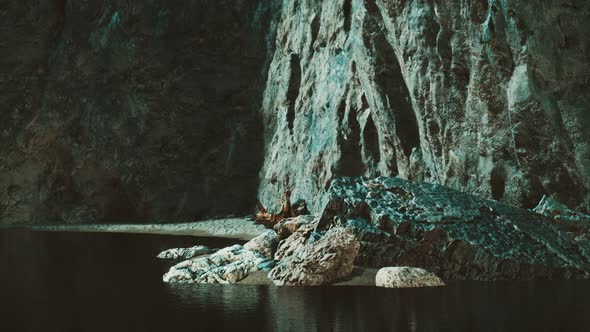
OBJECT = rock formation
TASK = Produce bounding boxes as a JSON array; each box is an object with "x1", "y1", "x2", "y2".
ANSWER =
[
  {"x1": 375, "y1": 267, "x2": 445, "y2": 288},
  {"x1": 268, "y1": 226, "x2": 360, "y2": 286},
  {"x1": 243, "y1": 229, "x2": 279, "y2": 259},
  {"x1": 257, "y1": 0, "x2": 590, "y2": 215},
  {"x1": 162, "y1": 176, "x2": 590, "y2": 284},
  {"x1": 319, "y1": 177, "x2": 590, "y2": 280},
  {"x1": 1, "y1": 1, "x2": 589, "y2": 226},
  {"x1": 163, "y1": 244, "x2": 269, "y2": 284}
]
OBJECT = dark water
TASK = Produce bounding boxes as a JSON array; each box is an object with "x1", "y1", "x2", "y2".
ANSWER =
[{"x1": 1, "y1": 229, "x2": 590, "y2": 332}]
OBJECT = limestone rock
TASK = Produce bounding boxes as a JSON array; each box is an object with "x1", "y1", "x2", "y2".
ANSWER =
[
  {"x1": 243, "y1": 230, "x2": 279, "y2": 259},
  {"x1": 376, "y1": 267, "x2": 445, "y2": 288},
  {"x1": 163, "y1": 244, "x2": 266, "y2": 284},
  {"x1": 268, "y1": 227, "x2": 360, "y2": 286},
  {"x1": 157, "y1": 245, "x2": 212, "y2": 260}
]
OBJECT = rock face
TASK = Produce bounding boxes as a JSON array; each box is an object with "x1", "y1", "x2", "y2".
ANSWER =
[
  {"x1": 0, "y1": 0, "x2": 281, "y2": 224},
  {"x1": 375, "y1": 267, "x2": 445, "y2": 288},
  {"x1": 268, "y1": 226, "x2": 360, "y2": 286},
  {"x1": 157, "y1": 245, "x2": 212, "y2": 260},
  {"x1": 163, "y1": 244, "x2": 268, "y2": 284},
  {"x1": 257, "y1": 0, "x2": 590, "y2": 215},
  {"x1": 319, "y1": 177, "x2": 590, "y2": 280},
  {"x1": 2, "y1": 1, "x2": 589, "y2": 225}
]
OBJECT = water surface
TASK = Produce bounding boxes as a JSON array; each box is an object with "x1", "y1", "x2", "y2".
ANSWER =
[{"x1": 1, "y1": 229, "x2": 589, "y2": 331}]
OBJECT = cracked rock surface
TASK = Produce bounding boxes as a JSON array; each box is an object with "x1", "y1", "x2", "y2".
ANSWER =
[
  {"x1": 257, "y1": 0, "x2": 590, "y2": 215},
  {"x1": 320, "y1": 177, "x2": 590, "y2": 280}
]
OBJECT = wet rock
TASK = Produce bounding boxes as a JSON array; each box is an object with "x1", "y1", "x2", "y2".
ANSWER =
[
  {"x1": 244, "y1": 230, "x2": 279, "y2": 259},
  {"x1": 268, "y1": 227, "x2": 360, "y2": 286},
  {"x1": 157, "y1": 245, "x2": 212, "y2": 260},
  {"x1": 163, "y1": 244, "x2": 266, "y2": 284},
  {"x1": 376, "y1": 267, "x2": 445, "y2": 288}
]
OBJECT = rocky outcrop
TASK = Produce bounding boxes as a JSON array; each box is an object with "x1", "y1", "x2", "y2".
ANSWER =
[
  {"x1": 161, "y1": 176, "x2": 590, "y2": 284},
  {"x1": 318, "y1": 177, "x2": 590, "y2": 280},
  {"x1": 375, "y1": 267, "x2": 445, "y2": 288},
  {"x1": 257, "y1": 0, "x2": 590, "y2": 215},
  {"x1": 163, "y1": 228, "x2": 278, "y2": 283},
  {"x1": 163, "y1": 244, "x2": 268, "y2": 284},
  {"x1": 157, "y1": 245, "x2": 212, "y2": 260},
  {"x1": 268, "y1": 226, "x2": 360, "y2": 286},
  {"x1": 0, "y1": 0, "x2": 281, "y2": 224}
]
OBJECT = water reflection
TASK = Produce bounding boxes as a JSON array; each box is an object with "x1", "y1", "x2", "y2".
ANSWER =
[{"x1": 2, "y1": 229, "x2": 590, "y2": 332}]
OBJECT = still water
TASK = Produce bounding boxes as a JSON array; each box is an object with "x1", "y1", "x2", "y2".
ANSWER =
[{"x1": 1, "y1": 229, "x2": 589, "y2": 332}]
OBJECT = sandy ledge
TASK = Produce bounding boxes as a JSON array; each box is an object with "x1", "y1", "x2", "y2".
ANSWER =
[{"x1": 24, "y1": 217, "x2": 266, "y2": 241}]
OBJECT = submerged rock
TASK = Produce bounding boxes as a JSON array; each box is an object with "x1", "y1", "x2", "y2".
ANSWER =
[
  {"x1": 268, "y1": 227, "x2": 360, "y2": 286},
  {"x1": 157, "y1": 245, "x2": 213, "y2": 260},
  {"x1": 163, "y1": 245, "x2": 266, "y2": 284},
  {"x1": 376, "y1": 267, "x2": 445, "y2": 288}
]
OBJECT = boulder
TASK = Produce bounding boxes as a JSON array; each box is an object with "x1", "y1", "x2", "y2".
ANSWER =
[
  {"x1": 244, "y1": 230, "x2": 279, "y2": 259},
  {"x1": 268, "y1": 227, "x2": 360, "y2": 286},
  {"x1": 376, "y1": 267, "x2": 445, "y2": 288},
  {"x1": 157, "y1": 245, "x2": 212, "y2": 260}
]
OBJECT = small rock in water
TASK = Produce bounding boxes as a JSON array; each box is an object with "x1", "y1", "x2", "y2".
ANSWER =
[
  {"x1": 157, "y1": 245, "x2": 212, "y2": 260},
  {"x1": 375, "y1": 267, "x2": 445, "y2": 288}
]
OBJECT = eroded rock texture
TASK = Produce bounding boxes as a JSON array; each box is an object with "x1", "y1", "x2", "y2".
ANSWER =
[
  {"x1": 258, "y1": 0, "x2": 590, "y2": 214},
  {"x1": 322, "y1": 177, "x2": 590, "y2": 280},
  {"x1": 0, "y1": 1, "x2": 280, "y2": 224},
  {"x1": 375, "y1": 267, "x2": 445, "y2": 288}
]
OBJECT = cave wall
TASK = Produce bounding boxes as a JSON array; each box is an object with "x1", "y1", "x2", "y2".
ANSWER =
[
  {"x1": 257, "y1": 0, "x2": 590, "y2": 213},
  {"x1": 0, "y1": 0, "x2": 280, "y2": 224}
]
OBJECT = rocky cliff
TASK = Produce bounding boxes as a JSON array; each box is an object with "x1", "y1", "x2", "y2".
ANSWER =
[
  {"x1": 1, "y1": 0, "x2": 589, "y2": 225},
  {"x1": 257, "y1": 0, "x2": 590, "y2": 214},
  {"x1": 0, "y1": 0, "x2": 280, "y2": 224}
]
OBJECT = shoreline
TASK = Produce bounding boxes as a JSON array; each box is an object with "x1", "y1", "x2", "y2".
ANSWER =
[
  {"x1": 14, "y1": 218, "x2": 266, "y2": 241},
  {"x1": 5, "y1": 219, "x2": 383, "y2": 286}
]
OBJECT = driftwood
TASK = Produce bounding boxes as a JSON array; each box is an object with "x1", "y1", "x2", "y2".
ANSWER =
[{"x1": 254, "y1": 190, "x2": 295, "y2": 229}]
